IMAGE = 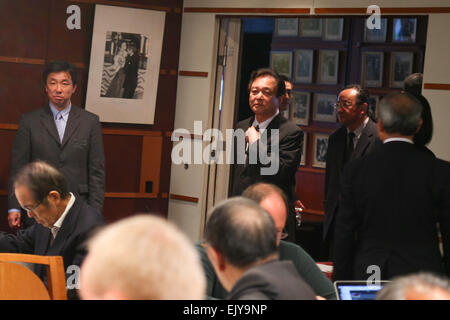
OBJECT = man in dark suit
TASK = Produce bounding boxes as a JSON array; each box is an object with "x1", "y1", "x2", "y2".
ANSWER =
[
  {"x1": 8, "y1": 60, "x2": 105, "y2": 229},
  {"x1": 0, "y1": 161, "x2": 104, "y2": 299},
  {"x1": 333, "y1": 92, "x2": 450, "y2": 281},
  {"x1": 205, "y1": 197, "x2": 317, "y2": 300},
  {"x1": 123, "y1": 43, "x2": 140, "y2": 99},
  {"x1": 231, "y1": 68, "x2": 303, "y2": 242},
  {"x1": 323, "y1": 85, "x2": 380, "y2": 259}
]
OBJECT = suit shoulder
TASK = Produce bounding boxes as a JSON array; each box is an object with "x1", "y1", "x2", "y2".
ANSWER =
[
  {"x1": 236, "y1": 116, "x2": 253, "y2": 129},
  {"x1": 72, "y1": 105, "x2": 101, "y2": 122}
]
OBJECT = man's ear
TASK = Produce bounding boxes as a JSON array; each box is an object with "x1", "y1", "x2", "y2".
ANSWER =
[
  {"x1": 361, "y1": 102, "x2": 368, "y2": 115},
  {"x1": 207, "y1": 246, "x2": 226, "y2": 271}
]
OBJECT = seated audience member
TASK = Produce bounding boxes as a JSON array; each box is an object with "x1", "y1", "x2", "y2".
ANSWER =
[
  {"x1": 0, "y1": 161, "x2": 104, "y2": 299},
  {"x1": 204, "y1": 197, "x2": 317, "y2": 300},
  {"x1": 403, "y1": 73, "x2": 434, "y2": 154},
  {"x1": 80, "y1": 215, "x2": 206, "y2": 300},
  {"x1": 377, "y1": 272, "x2": 450, "y2": 300},
  {"x1": 197, "y1": 183, "x2": 336, "y2": 299}
]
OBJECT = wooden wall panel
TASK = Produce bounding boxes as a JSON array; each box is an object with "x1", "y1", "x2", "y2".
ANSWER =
[
  {"x1": 0, "y1": 0, "x2": 49, "y2": 59},
  {"x1": 103, "y1": 198, "x2": 168, "y2": 223},
  {"x1": 0, "y1": 131, "x2": 16, "y2": 190}
]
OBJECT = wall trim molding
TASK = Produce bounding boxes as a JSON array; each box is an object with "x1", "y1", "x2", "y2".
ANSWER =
[
  {"x1": 179, "y1": 71, "x2": 209, "y2": 77},
  {"x1": 423, "y1": 83, "x2": 450, "y2": 91},
  {"x1": 184, "y1": 7, "x2": 310, "y2": 14},
  {"x1": 169, "y1": 193, "x2": 199, "y2": 203}
]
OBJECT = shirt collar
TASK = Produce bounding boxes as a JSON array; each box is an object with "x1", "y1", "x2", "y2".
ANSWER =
[
  {"x1": 347, "y1": 116, "x2": 369, "y2": 139},
  {"x1": 49, "y1": 102, "x2": 71, "y2": 120},
  {"x1": 52, "y1": 192, "x2": 75, "y2": 230},
  {"x1": 252, "y1": 109, "x2": 279, "y2": 131},
  {"x1": 383, "y1": 138, "x2": 414, "y2": 144}
]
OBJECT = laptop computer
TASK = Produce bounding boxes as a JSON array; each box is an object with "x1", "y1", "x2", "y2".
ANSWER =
[{"x1": 334, "y1": 281, "x2": 390, "y2": 300}]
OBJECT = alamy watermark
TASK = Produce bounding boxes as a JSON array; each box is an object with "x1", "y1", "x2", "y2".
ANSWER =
[{"x1": 171, "y1": 121, "x2": 280, "y2": 175}]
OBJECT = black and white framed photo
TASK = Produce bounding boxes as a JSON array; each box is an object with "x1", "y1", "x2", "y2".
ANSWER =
[
  {"x1": 270, "y1": 51, "x2": 292, "y2": 79},
  {"x1": 312, "y1": 133, "x2": 329, "y2": 168},
  {"x1": 299, "y1": 18, "x2": 322, "y2": 37},
  {"x1": 275, "y1": 18, "x2": 299, "y2": 36},
  {"x1": 294, "y1": 49, "x2": 313, "y2": 83},
  {"x1": 323, "y1": 18, "x2": 344, "y2": 41},
  {"x1": 392, "y1": 18, "x2": 417, "y2": 43},
  {"x1": 390, "y1": 52, "x2": 414, "y2": 88},
  {"x1": 361, "y1": 51, "x2": 384, "y2": 87},
  {"x1": 292, "y1": 91, "x2": 310, "y2": 125},
  {"x1": 313, "y1": 94, "x2": 337, "y2": 123},
  {"x1": 300, "y1": 132, "x2": 307, "y2": 166},
  {"x1": 318, "y1": 50, "x2": 339, "y2": 84},
  {"x1": 85, "y1": 5, "x2": 165, "y2": 124},
  {"x1": 364, "y1": 18, "x2": 387, "y2": 42}
]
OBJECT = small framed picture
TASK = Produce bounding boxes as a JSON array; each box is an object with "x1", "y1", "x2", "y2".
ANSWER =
[
  {"x1": 361, "y1": 51, "x2": 384, "y2": 87},
  {"x1": 299, "y1": 18, "x2": 322, "y2": 37},
  {"x1": 313, "y1": 94, "x2": 337, "y2": 123},
  {"x1": 390, "y1": 52, "x2": 414, "y2": 88},
  {"x1": 364, "y1": 18, "x2": 387, "y2": 42},
  {"x1": 275, "y1": 18, "x2": 299, "y2": 36},
  {"x1": 367, "y1": 95, "x2": 380, "y2": 119},
  {"x1": 270, "y1": 51, "x2": 292, "y2": 79},
  {"x1": 294, "y1": 49, "x2": 313, "y2": 83},
  {"x1": 300, "y1": 132, "x2": 307, "y2": 166},
  {"x1": 318, "y1": 50, "x2": 339, "y2": 84},
  {"x1": 392, "y1": 18, "x2": 417, "y2": 43},
  {"x1": 291, "y1": 91, "x2": 310, "y2": 125},
  {"x1": 323, "y1": 18, "x2": 344, "y2": 41},
  {"x1": 312, "y1": 133, "x2": 329, "y2": 168}
]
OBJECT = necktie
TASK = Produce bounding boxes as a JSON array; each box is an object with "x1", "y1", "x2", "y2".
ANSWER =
[
  {"x1": 55, "y1": 113, "x2": 65, "y2": 143},
  {"x1": 345, "y1": 132, "x2": 355, "y2": 163}
]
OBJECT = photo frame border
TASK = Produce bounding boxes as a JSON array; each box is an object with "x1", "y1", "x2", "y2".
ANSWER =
[
  {"x1": 312, "y1": 133, "x2": 329, "y2": 168},
  {"x1": 291, "y1": 91, "x2": 310, "y2": 126},
  {"x1": 294, "y1": 49, "x2": 314, "y2": 84},
  {"x1": 313, "y1": 93, "x2": 337, "y2": 123},
  {"x1": 275, "y1": 18, "x2": 299, "y2": 37},
  {"x1": 318, "y1": 50, "x2": 339, "y2": 84},
  {"x1": 270, "y1": 51, "x2": 293, "y2": 79},
  {"x1": 361, "y1": 51, "x2": 384, "y2": 88},
  {"x1": 389, "y1": 51, "x2": 414, "y2": 88}
]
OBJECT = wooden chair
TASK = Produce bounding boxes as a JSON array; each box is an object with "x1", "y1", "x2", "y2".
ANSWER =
[{"x1": 0, "y1": 253, "x2": 67, "y2": 300}]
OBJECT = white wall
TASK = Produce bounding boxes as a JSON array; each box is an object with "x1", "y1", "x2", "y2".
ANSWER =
[{"x1": 169, "y1": 0, "x2": 450, "y2": 241}]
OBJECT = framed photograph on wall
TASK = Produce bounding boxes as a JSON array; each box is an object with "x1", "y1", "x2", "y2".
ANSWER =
[
  {"x1": 300, "y1": 132, "x2": 307, "y2": 166},
  {"x1": 292, "y1": 91, "x2": 310, "y2": 125},
  {"x1": 312, "y1": 133, "x2": 329, "y2": 168},
  {"x1": 361, "y1": 51, "x2": 384, "y2": 87},
  {"x1": 270, "y1": 51, "x2": 292, "y2": 78},
  {"x1": 85, "y1": 5, "x2": 165, "y2": 124},
  {"x1": 313, "y1": 94, "x2": 337, "y2": 123},
  {"x1": 294, "y1": 49, "x2": 313, "y2": 83},
  {"x1": 299, "y1": 18, "x2": 322, "y2": 37},
  {"x1": 392, "y1": 18, "x2": 417, "y2": 43},
  {"x1": 390, "y1": 52, "x2": 414, "y2": 88},
  {"x1": 318, "y1": 50, "x2": 339, "y2": 84},
  {"x1": 367, "y1": 95, "x2": 380, "y2": 120},
  {"x1": 364, "y1": 18, "x2": 387, "y2": 42},
  {"x1": 275, "y1": 18, "x2": 299, "y2": 36},
  {"x1": 323, "y1": 18, "x2": 343, "y2": 41}
]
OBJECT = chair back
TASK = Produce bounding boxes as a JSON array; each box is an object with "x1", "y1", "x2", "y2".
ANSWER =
[{"x1": 0, "y1": 253, "x2": 67, "y2": 300}]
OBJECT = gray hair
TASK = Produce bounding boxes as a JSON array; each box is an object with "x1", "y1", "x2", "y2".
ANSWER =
[
  {"x1": 377, "y1": 92, "x2": 422, "y2": 136},
  {"x1": 376, "y1": 272, "x2": 450, "y2": 300},
  {"x1": 205, "y1": 197, "x2": 278, "y2": 268}
]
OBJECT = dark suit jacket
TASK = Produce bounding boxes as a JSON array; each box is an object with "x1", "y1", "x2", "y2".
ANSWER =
[
  {"x1": 0, "y1": 197, "x2": 105, "y2": 297},
  {"x1": 323, "y1": 119, "x2": 380, "y2": 241},
  {"x1": 231, "y1": 113, "x2": 303, "y2": 205},
  {"x1": 228, "y1": 260, "x2": 317, "y2": 300},
  {"x1": 333, "y1": 141, "x2": 450, "y2": 280},
  {"x1": 9, "y1": 105, "x2": 105, "y2": 213}
]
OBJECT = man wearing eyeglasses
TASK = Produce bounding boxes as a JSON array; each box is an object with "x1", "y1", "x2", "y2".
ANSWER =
[
  {"x1": 0, "y1": 161, "x2": 104, "y2": 299},
  {"x1": 322, "y1": 85, "x2": 380, "y2": 260},
  {"x1": 230, "y1": 68, "x2": 304, "y2": 243}
]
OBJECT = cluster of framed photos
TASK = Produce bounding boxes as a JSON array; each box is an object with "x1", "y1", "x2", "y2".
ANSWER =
[
  {"x1": 275, "y1": 18, "x2": 344, "y2": 41},
  {"x1": 270, "y1": 49, "x2": 339, "y2": 84},
  {"x1": 361, "y1": 51, "x2": 414, "y2": 88},
  {"x1": 300, "y1": 132, "x2": 329, "y2": 168},
  {"x1": 364, "y1": 17, "x2": 417, "y2": 43},
  {"x1": 290, "y1": 92, "x2": 337, "y2": 126}
]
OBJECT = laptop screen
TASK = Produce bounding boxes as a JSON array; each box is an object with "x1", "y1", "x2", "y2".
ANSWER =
[{"x1": 334, "y1": 281, "x2": 390, "y2": 300}]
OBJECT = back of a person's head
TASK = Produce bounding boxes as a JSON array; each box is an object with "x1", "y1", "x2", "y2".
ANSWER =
[
  {"x1": 377, "y1": 272, "x2": 450, "y2": 300},
  {"x1": 242, "y1": 183, "x2": 288, "y2": 213},
  {"x1": 81, "y1": 214, "x2": 206, "y2": 300},
  {"x1": 403, "y1": 73, "x2": 423, "y2": 97},
  {"x1": 377, "y1": 92, "x2": 422, "y2": 136},
  {"x1": 205, "y1": 197, "x2": 278, "y2": 268}
]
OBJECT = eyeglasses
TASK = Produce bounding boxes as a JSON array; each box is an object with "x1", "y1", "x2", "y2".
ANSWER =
[
  {"x1": 333, "y1": 101, "x2": 359, "y2": 111},
  {"x1": 250, "y1": 88, "x2": 275, "y2": 97},
  {"x1": 21, "y1": 201, "x2": 41, "y2": 213}
]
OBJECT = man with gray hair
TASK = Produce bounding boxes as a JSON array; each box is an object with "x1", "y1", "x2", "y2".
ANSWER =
[
  {"x1": 333, "y1": 92, "x2": 450, "y2": 281},
  {"x1": 377, "y1": 272, "x2": 450, "y2": 300},
  {"x1": 0, "y1": 160, "x2": 104, "y2": 299},
  {"x1": 205, "y1": 197, "x2": 316, "y2": 300},
  {"x1": 80, "y1": 215, "x2": 206, "y2": 300}
]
